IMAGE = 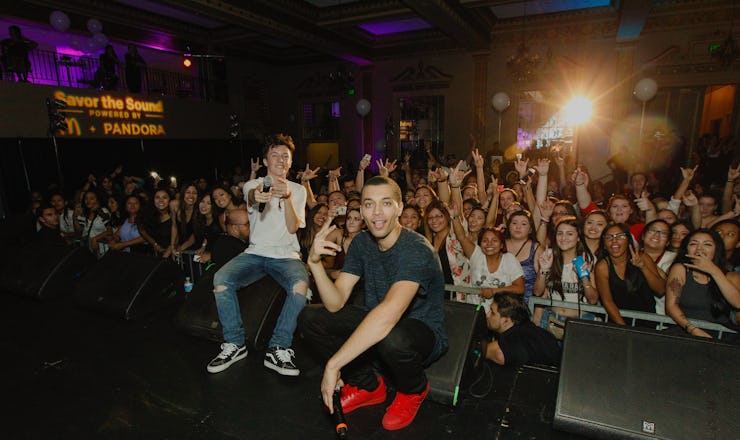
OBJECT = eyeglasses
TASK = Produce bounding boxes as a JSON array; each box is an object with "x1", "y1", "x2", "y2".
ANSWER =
[
  {"x1": 604, "y1": 232, "x2": 629, "y2": 241},
  {"x1": 646, "y1": 229, "x2": 669, "y2": 237}
]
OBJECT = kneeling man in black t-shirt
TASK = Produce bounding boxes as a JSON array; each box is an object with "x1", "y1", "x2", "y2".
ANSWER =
[
  {"x1": 486, "y1": 292, "x2": 561, "y2": 367},
  {"x1": 299, "y1": 176, "x2": 447, "y2": 431}
]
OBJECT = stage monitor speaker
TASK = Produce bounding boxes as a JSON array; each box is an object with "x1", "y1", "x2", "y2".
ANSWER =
[
  {"x1": 554, "y1": 320, "x2": 740, "y2": 440},
  {"x1": 175, "y1": 273, "x2": 286, "y2": 351},
  {"x1": 426, "y1": 301, "x2": 488, "y2": 407},
  {"x1": 74, "y1": 251, "x2": 184, "y2": 320},
  {"x1": 0, "y1": 241, "x2": 95, "y2": 300}
]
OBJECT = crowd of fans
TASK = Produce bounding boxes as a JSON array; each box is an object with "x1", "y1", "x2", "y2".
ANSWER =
[{"x1": 28, "y1": 135, "x2": 740, "y2": 363}]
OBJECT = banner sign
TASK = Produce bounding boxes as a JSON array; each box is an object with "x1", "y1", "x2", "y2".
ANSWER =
[{"x1": 54, "y1": 90, "x2": 166, "y2": 137}]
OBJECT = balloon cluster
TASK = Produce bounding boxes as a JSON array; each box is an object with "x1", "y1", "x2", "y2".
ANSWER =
[{"x1": 49, "y1": 11, "x2": 108, "y2": 54}]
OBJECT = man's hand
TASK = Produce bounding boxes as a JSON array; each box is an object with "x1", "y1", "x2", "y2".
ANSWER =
[
  {"x1": 308, "y1": 219, "x2": 341, "y2": 264},
  {"x1": 271, "y1": 177, "x2": 292, "y2": 199},
  {"x1": 321, "y1": 365, "x2": 343, "y2": 414},
  {"x1": 254, "y1": 182, "x2": 273, "y2": 205}
]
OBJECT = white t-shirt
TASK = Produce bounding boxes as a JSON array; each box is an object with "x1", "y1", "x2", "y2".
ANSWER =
[
  {"x1": 469, "y1": 246, "x2": 524, "y2": 310},
  {"x1": 243, "y1": 177, "x2": 306, "y2": 260},
  {"x1": 653, "y1": 250, "x2": 676, "y2": 315}
]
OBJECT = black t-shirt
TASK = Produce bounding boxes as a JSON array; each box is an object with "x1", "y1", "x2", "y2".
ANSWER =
[
  {"x1": 497, "y1": 322, "x2": 561, "y2": 367},
  {"x1": 342, "y1": 228, "x2": 448, "y2": 362}
]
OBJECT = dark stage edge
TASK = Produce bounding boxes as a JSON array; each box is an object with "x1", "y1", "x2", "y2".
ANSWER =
[{"x1": 1, "y1": 291, "x2": 588, "y2": 440}]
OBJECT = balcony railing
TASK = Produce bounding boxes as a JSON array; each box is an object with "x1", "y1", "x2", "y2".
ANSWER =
[{"x1": 2, "y1": 48, "x2": 225, "y2": 102}]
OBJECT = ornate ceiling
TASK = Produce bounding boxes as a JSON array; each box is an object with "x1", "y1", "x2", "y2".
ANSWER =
[{"x1": 3, "y1": 1, "x2": 735, "y2": 65}]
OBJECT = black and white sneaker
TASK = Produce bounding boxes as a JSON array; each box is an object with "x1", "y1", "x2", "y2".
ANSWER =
[
  {"x1": 207, "y1": 343, "x2": 247, "y2": 373},
  {"x1": 263, "y1": 346, "x2": 300, "y2": 376}
]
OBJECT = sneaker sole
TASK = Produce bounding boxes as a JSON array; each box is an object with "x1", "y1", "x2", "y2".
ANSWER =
[
  {"x1": 263, "y1": 360, "x2": 300, "y2": 376},
  {"x1": 206, "y1": 350, "x2": 248, "y2": 374}
]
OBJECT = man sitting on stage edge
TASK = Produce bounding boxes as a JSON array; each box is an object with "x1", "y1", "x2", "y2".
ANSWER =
[
  {"x1": 299, "y1": 176, "x2": 448, "y2": 431},
  {"x1": 485, "y1": 292, "x2": 561, "y2": 367},
  {"x1": 207, "y1": 133, "x2": 309, "y2": 376}
]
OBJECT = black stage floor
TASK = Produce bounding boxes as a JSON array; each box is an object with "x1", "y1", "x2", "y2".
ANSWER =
[{"x1": 1, "y1": 292, "x2": 588, "y2": 439}]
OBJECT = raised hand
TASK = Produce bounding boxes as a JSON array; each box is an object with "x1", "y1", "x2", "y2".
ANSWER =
[
  {"x1": 271, "y1": 177, "x2": 292, "y2": 199},
  {"x1": 538, "y1": 247, "x2": 553, "y2": 271},
  {"x1": 308, "y1": 219, "x2": 341, "y2": 264},
  {"x1": 376, "y1": 158, "x2": 397, "y2": 176},
  {"x1": 635, "y1": 190, "x2": 653, "y2": 212},
  {"x1": 680, "y1": 165, "x2": 698, "y2": 181},
  {"x1": 449, "y1": 160, "x2": 472, "y2": 188},
  {"x1": 359, "y1": 155, "x2": 371, "y2": 171},
  {"x1": 534, "y1": 158, "x2": 550, "y2": 176},
  {"x1": 300, "y1": 163, "x2": 320, "y2": 182},
  {"x1": 728, "y1": 164, "x2": 740, "y2": 183},
  {"x1": 539, "y1": 199, "x2": 555, "y2": 221},
  {"x1": 514, "y1": 156, "x2": 529, "y2": 178},
  {"x1": 328, "y1": 166, "x2": 342, "y2": 180},
  {"x1": 572, "y1": 168, "x2": 589, "y2": 187},
  {"x1": 251, "y1": 157, "x2": 263, "y2": 173},
  {"x1": 471, "y1": 148, "x2": 484, "y2": 169},
  {"x1": 486, "y1": 175, "x2": 499, "y2": 198}
]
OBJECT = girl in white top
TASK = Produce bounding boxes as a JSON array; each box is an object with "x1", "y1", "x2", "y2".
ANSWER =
[
  {"x1": 640, "y1": 219, "x2": 677, "y2": 314},
  {"x1": 535, "y1": 216, "x2": 599, "y2": 319}
]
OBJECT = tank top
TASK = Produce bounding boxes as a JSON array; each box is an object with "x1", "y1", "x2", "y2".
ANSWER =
[
  {"x1": 606, "y1": 257, "x2": 656, "y2": 315},
  {"x1": 682, "y1": 269, "x2": 732, "y2": 327},
  {"x1": 519, "y1": 241, "x2": 538, "y2": 304}
]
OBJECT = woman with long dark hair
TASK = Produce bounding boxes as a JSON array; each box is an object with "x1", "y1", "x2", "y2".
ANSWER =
[
  {"x1": 108, "y1": 195, "x2": 146, "y2": 253},
  {"x1": 665, "y1": 229, "x2": 740, "y2": 338},
  {"x1": 212, "y1": 184, "x2": 245, "y2": 231},
  {"x1": 192, "y1": 193, "x2": 223, "y2": 264},
  {"x1": 535, "y1": 216, "x2": 599, "y2": 321},
  {"x1": 173, "y1": 184, "x2": 200, "y2": 254},
  {"x1": 594, "y1": 223, "x2": 665, "y2": 326},
  {"x1": 325, "y1": 207, "x2": 365, "y2": 279},
  {"x1": 77, "y1": 190, "x2": 111, "y2": 258},
  {"x1": 504, "y1": 210, "x2": 543, "y2": 305},
  {"x1": 298, "y1": 203, "x2": 329, "y2": 262},
  {"x1": 141, "y1": 189, "x2": 174, "y2": 258},
  {"x1": 424, "y1": 199, "x2": 470, "y2": 296}
]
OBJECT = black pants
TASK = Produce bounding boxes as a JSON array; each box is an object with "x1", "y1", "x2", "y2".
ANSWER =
[{"x1": 298, "y1": 305, "x2": 435, "y2": 394}]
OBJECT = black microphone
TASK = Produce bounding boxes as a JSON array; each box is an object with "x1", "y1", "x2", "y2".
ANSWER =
[
  {"x1": 333, "y1": 388, "x2": 348, "y2": 438},
  {"x1": 258, "y1": 175, "x2": 272, "y2": 213}
]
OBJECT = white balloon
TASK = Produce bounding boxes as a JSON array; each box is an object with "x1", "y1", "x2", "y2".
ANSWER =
[
  {"x1": 356, "y1": 99, "x2": 371, "y2": 117},
  {"x1": 492, "y1": 92, "x2": 511, "y2": 112},
  {"x1": 49, "y1": 11, "x2": 71, "y2": 33},
  {"x1": 92, "y1": 32, "x2": 108, "y2": 49},
  {"x1": 87, "y1": 18, "x2": 103, "y2": 34},
  {"x1": 633, "y1": 78, "x2": 658, "y2": 102}
]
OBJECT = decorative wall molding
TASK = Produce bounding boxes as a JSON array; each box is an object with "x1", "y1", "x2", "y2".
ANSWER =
[{"x1": 390, "y1": 61, "x2": 453, "y2": 92}]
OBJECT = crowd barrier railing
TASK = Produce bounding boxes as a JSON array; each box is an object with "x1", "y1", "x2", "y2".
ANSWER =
[{"x1": 442, "y1": 284, "x2": 737, "y2": 340}]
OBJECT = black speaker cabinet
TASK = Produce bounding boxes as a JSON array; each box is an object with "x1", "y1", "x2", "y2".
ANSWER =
[
  {"x1": 175, "y1": 273, "x2": 286, "y2": 351},
  {"x1": 0, "y1": 241, "x2": 95, "y2": 300},
  {"x1": 425, "y1": 301, "x2": 488, "y2": 407},
  {"x1": 74, "y1": 251, "x2": 184, "y2": 320},
  {"x1": 554, "y1": 320, "x2": 740, "y2": 440}
]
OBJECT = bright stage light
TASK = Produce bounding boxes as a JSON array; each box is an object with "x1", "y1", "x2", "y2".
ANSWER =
[
  {"x1": 564, "y1": 96, "x2": 593, "y2": 126},
  {"x1": 183, "y1": 57, "x2": 192, "y2": 68}
]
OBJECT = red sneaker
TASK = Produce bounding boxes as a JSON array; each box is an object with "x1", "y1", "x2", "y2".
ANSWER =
[
  {"x1": 340, "y1": 376, "x2": 387, "y2": 414},
  {"x1": 381, "y1": 382, "x2": 430, "y2": 431}
]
